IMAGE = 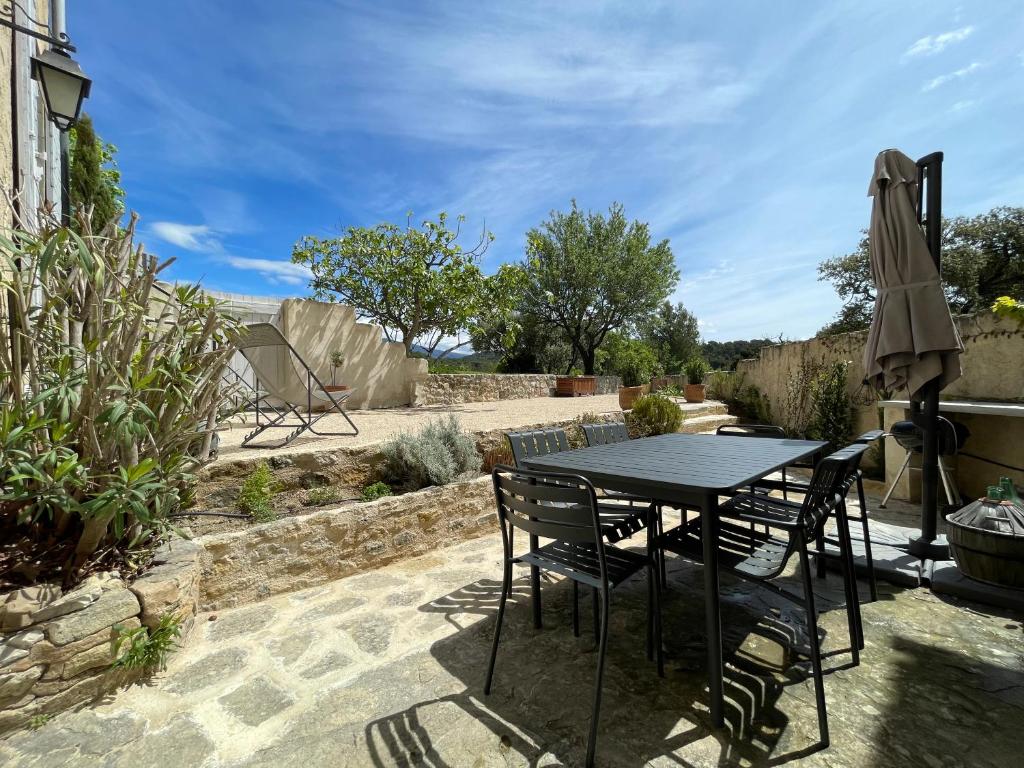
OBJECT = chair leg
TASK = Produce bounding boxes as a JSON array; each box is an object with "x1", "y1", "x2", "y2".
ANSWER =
[
  {"x1": 572, "y1": 580, "x2": 580, "y2": 638},
  {"x1": 835, "y1": 502, "x2": 863, "y2": 660},
  {"x1": 855, "y1": 473, "x2": 878, "y2": 602},
  {"x1": 797, "y1": 539, "x2": 830, "y2": 748},
  {"x1": 592, "y1": 587, "x2": 599, "y2": 641},
  {"x1": 484, "y1": 560, "x2": 513, "y2": 695},
  {"x1": 879, "y1": 452, "x2": 912, "y2": 508},
  {"x1": 529, "y1": 534, "x2": 542, "y2": 629},
  {"x1": 586, "y1": 587, "x2": 611, "y2": 768}
]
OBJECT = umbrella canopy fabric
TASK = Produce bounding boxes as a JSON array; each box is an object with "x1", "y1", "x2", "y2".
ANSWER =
[{"x1": 863, "y1": 149, "x2": 963, "y2": 398}]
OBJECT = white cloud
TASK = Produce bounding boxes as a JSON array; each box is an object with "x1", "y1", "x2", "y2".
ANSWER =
[
  {"x1": 922, "y1": 61, "x2": 983, "y2": 91},
  {"x1": 150, "y1": 222, "x2": 216, "y2": 251},
  {"x1": 223, "y1": 256, "x2": 311, "y2": 287},
  {"x1": 904, "y1": 26, "x2": 974, "y2": 58},
  {"x1": 949, "y1": 99, "x2": 977, "y2": 113}
]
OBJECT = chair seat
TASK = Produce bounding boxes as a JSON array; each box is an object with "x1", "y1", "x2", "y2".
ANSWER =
[
  {"x1": 659, "y1": 518, "x2": 792, "y2": 580},
  {"x1": 720, "y1": 492, "x2": 807, "y2": 528},
  {"x1": 595, "y1": 501, "x2": 648, "y2": 543},
  {"x1": 516, "y1": 540, "x2": 650, "y2": 590}
]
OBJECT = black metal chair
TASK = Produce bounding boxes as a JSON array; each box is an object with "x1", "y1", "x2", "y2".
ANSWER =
[
  {"x1": 656, "y1": 448, "x2": 860, "y2": 749},
  {"x1": 487, "y1": 466, "x2": 663, "y2": 768},
  {"x1": 506, "y1": 429, "x2": 653, "y2": 631}
]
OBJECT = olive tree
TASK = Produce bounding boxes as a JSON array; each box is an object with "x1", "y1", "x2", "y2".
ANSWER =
[{"x1": 521, "y1": 201, "x2": 678, "y2": 374}]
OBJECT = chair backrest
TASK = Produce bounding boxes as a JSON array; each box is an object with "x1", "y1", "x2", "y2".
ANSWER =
[
  {"x1": 492, "y1": 465, "x2": 603, "y2": 548},
  {"x1": 232, "y1": 323, "x2": 331, "y2": 408},
  {"x1": 505, "y1": 428, "x2": 571, "y2": 468},
  {"x1": 716, "y1": 423, "x2": 786, "y2": 438},
  {"x1": 581, "y1": 422, "x2": 630, "y2": 447},
  {"x1": 795, "y1": 447, "x2": 865, "y2": 534}
]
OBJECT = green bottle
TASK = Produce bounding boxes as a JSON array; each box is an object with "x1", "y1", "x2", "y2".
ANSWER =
[{"x1": 998, "y1": 476, "x2": 1021, "y2": 504}]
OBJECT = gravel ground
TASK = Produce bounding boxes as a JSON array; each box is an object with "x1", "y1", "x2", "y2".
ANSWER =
[{"x1": 214, "y1": 395, "x2": 724, "y2": 461}]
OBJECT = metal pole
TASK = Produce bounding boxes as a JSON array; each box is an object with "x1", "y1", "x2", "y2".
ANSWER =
[
  {"x1": 909, "y1": 152, "x2": 949, "y2": 559},
  {"x1": 51, "y1": 0, "x2": 71, "y2": 227}
]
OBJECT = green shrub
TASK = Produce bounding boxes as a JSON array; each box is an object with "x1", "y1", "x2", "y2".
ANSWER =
[
  {"x1": 380, "y1": 416, "x2": 481, "y2": 491},
  {"x1": 808, "y1": 361, "x2": 853, "y2": 449},
  {"x1": 111, "y1": 613, "x2": 182, "y2": 671},
  {"x1": 684, "y1": 356, "x2": 711, "y2": 385},
  {"x1": 307, "y1": 485, "x2": 343, "y2": 506},
  {"x1": 627, "y1": 394, "x2": 683, "y2": 437},
  {"x1": 597, "y1": 333, "x2": 662, "y2": 387},
  {"x1": 237, "y1": 461, "x2": 275, "y2": 522},
  {"x1": 566, "y1": 411, "x2": 605, "y2": 449},
  {"x1": 360, "y1": 482, "x2": 392, "y2": 502}
]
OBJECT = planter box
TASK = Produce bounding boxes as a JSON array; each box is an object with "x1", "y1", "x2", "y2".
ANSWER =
[{"x1": 555, "y1": 376, "x2": 596, "y2": 397}]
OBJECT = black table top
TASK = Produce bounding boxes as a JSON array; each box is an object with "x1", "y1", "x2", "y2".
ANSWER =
[{"x1": 522, "y1": 433, "x2": 828, "y2": 496}]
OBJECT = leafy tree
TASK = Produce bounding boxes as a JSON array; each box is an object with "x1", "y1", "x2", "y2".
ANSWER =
[
  {"x1": 596, "y1": 332, "x2": 662, "y2": 387},
  {"x1": 292, "y1": 212, "x2": 518, "y2": 358},
  {"x1": 700, "y1": 338, "x2": 774, "y2": 370},
  {"x1": 643, "y1": 301, "x2": 700, "y2": 373},
  {"x1": 817, "y1": 207, "x2": 1024, "y2": 335},
  {"x1": 68, "y1": 114, "x2": 124, "y2": 231},
  {"x1": 521, "y1": 201, "x2": 678, "y2": 374}
]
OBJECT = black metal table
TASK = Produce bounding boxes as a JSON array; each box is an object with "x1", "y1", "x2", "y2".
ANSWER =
[{"x1": 522, "y1": 432, "x2": 827, "y2": 727}]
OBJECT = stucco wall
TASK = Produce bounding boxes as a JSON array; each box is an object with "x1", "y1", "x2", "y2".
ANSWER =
[
  {"x1": 736, "y1": 311, "x2": 1024, "y2": 500},
  {"x1": 273, "y1": 298, "x2": 427, "y2": 409}
]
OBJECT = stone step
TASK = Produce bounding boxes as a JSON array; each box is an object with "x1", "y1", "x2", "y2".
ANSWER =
[
  {"x1": 675, "y1": 399, "x2": 728, "y2": 418},
  {"x1": 680, "y1": 413, "x2": 739, "y2": 434}
]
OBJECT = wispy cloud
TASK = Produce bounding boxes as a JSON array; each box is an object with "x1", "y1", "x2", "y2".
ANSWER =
[
  {"x1": 223, "y1": 257, "x2": 311, "y2": 287},
  {"x1": 922, "y1": 61, "x2": 983, "y2": 91},
  {"x1": 150, "y1": 222, "x2": 216, "y2": 251},
  {"x1": 904, "y1": 26, "x2": 974, "y2": 58},
  {"x1": 949, "y1": 99, "x2": 977, "y2": 113}
]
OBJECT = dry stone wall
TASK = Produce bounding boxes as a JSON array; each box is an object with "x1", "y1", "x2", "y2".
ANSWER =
[
  {"x1": 412, "y1": 373, "x2": 621, "y2": 406},
  {"x1": 198, "y1": 475, "x2": 496, "y2": 610},
  {"x1": 0, "y1": 540, "x2": 202, "y2": 734}
]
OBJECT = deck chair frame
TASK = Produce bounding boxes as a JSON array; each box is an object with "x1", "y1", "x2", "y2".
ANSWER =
[{"x1": 234, "y1": 323, "x2": 358, "y2": 449}]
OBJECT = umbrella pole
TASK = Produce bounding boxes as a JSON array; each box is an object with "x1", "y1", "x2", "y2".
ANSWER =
[{"x1": 909, "y1": 152, "x2": 950, "y2": 560}]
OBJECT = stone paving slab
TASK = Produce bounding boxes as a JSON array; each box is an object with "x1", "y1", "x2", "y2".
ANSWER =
[{"x1": 2, "y1": 530, "x2": 1022, "y2": 767}]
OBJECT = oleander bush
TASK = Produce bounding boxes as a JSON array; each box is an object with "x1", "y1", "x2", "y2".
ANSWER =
[{"x1": 0, "y1": 211, "x2": 242, "y2": 588}]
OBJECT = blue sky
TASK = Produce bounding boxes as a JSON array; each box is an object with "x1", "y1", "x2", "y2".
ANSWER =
[{"x1": 74, "y1": 1, "x2": 1023, "y2": 342}]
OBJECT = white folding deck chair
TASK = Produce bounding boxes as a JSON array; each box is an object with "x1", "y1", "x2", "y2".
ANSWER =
[{"x1": 232, "y1": 323, "x2": 358, "y2": 448}]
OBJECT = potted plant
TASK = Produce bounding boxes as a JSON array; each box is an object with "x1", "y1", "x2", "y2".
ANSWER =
[
  {"x1": 617, "y1": 363, "x2": 652, "y2": 411},
  {"x1": 324, "y1": 350, "x2": 348, "y2": 392},
  {"x1": 683, "y1": 356, "x2": 711, "y2": 403}
]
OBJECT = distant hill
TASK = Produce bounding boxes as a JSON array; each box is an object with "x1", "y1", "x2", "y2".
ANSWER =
[
  {"x1": 410, "y1": 344, "x2": 472, "y2": 359},
  {"x1": 701, "y1": 339, "x2": 774, "y2": 370}
]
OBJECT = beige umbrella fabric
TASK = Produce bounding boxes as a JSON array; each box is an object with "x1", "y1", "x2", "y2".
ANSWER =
[{"x1": 862, "y1": 149, "x2": 963, "y2": 398}]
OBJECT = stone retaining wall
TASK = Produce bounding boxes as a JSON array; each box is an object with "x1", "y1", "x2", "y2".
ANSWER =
[
  {"x1": 411, "y1": 373, "x2": 621, "y2": 406},
  {"x1": 0, "y1": 540, "x2": 202, "y2": 734},
  {"x1": 197, "y1": 475, "x2": 496, "y2": 611}
]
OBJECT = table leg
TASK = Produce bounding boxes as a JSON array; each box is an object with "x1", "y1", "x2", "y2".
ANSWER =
[
  {"x1": 529, "y1": 533, "x2": 542, "y2": 629},
  {"x1": 702, "y1": 492, "x2": 724, "y2": 728}
]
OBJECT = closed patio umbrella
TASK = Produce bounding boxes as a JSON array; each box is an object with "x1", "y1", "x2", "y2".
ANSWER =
[
  {"x1": 863, "y1": 149, "x2": 963, "y2": 396},
  {"x1": 863, "y1": 149, "x2": 964, "y2": 555}
]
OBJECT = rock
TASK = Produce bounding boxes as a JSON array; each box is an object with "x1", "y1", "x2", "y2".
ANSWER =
[
  {"x1": 165, "y1": 648, "x2": 248, "y2": 695},
  {"x1": 1, "y1": 584, "x2": 60, "y2": 631},
  {"x1": 44, "y1": 589, "x2": 140, "y2": 646},
  {"x1": 299, "y1": 651, "x2": 351, "y2": 679},
  {"x1": 0, "y1": 665, "x2": 43, "y2": 704},
  {"x1": 269, "y1": 455, "x2": 294, "y2": 469},
  {"x1": 29, "y1": 618, "x2": 139, "y2": 667},
  {"x1": 30, "y1": 576, "x2": 107, "y2": 624},
  {"x1": 206, "y1": 604, "x2": 276, "y2": 641},
  {"x1": 0, "y1": 644, "x2": 29, "y2": 669},
  {"x1": 6, "y1": 629, "x2": 44, "y2": 650},
  {"x1": 113, "y1": 715, "x2": 214, "y2": 768},
  {"x1": 219, "y1": 676, "x2": 295, "y2": 726},
  {"x1": 339, "y1": 615, "x2": 395, "y2": 656},
  {"x1": 56, "y1": 640, "x2": 117, "y2": 679},
  {"x1": 299, "y1": 472, "x2": 330, "y2": 489}
]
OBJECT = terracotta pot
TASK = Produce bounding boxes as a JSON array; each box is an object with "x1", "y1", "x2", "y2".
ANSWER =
[
  {"x1": 323, "y1": 384, "x2": 350, "y2": 393},
  {"x1": 618, "y1": 384, "x2": 648, "y2": 410},
  {"x1": 684, "y1": 384, "x2": 706, "y2": 403}
]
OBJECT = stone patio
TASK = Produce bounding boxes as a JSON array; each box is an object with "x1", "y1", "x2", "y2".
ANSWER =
[{"x1": 3, "y1": 519, "x2": 1021, "y2": 767}]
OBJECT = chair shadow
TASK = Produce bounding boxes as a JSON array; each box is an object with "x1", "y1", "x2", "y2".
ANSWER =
[{"x1": 364, "y1": 555, "x2": 857, "y2": 767}]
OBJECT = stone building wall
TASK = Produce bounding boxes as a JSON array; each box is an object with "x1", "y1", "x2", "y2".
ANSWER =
[
  {"x1": 412, "y1": 373, "x2": 621, "y2": 406},
  {"x1": 0, "y1": 541, "x2": 202, "y2": 734}
]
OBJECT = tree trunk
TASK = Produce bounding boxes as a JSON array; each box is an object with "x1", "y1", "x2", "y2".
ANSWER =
[{"x1": 581, "y1": 347, "x2": 596, "y2": 375}]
